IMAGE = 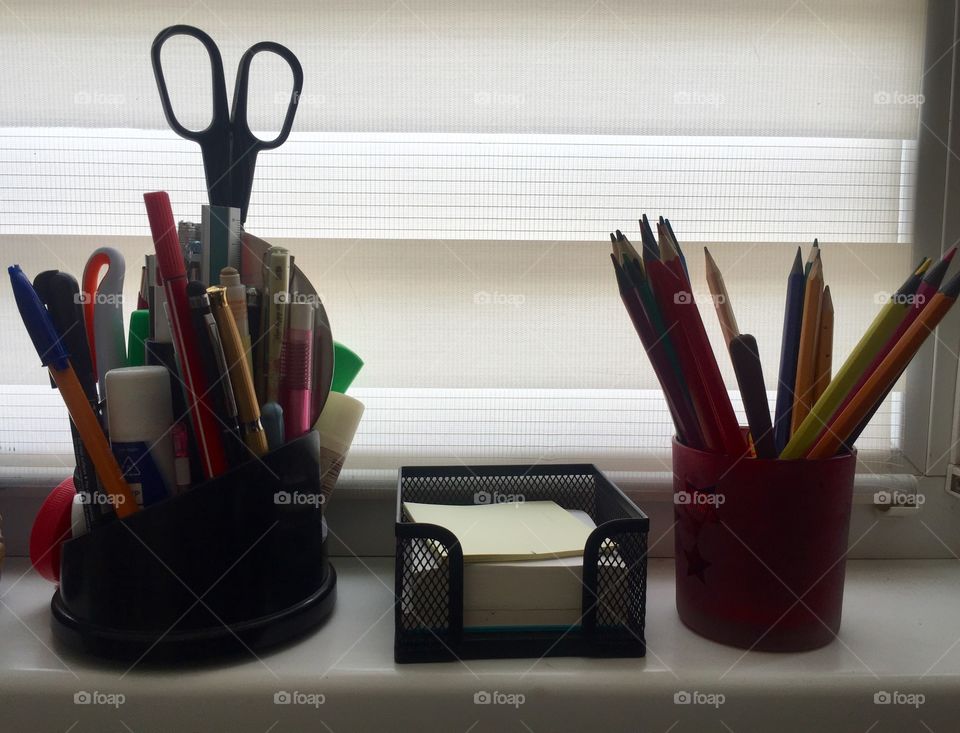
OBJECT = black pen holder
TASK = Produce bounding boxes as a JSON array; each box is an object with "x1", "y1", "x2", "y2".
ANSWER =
[{"x1": 51, "y1": 430, "x2": 337, "y2": 662}]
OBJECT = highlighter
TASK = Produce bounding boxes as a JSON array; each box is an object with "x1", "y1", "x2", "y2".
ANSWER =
[
  {"x1": 331, "y1": 342, "x2": 364, "y2": 393},
  {"x1": 280, "y1": 301, "x2": 315, "y2": 440},
  {"x1": 127, "y1": 309, "x2": 150, "y2": 367}
]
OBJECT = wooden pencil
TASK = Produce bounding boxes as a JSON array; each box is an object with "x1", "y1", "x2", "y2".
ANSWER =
[
  {"x1": 808, "y1": 272, "x2": 960, "y2": 458},
  {"x1": 790, "y1": 254, "x2": 824, "y2": 433},
  {"x1": 610, "y1": 253, "x2": 703, "y2": 448},
  {"x1": 773, "y1": 248, "x2": 805, "y2": 453},
  {"x1": 812, "y1": 285, "x2": 833, "y2": 403},
  {"x1": 652, "y1": 228, "x2": 745, "y2": 455},
  {"x1": 703, "y1": 247, "x2": 740, "y2": 347},
  {"x1": 780, "y1": 268, "x2": 922, "y2": 459}
]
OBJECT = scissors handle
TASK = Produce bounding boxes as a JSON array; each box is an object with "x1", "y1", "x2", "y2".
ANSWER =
[
  {"x1": 232, "y1": 41, "x2": 304, "y2": 150},
  {"x1": 229, "y1": 42, "x2": 304, "y2": 222},
  {"x1": 150, "y1": 25, "x2": 231, "y2": 141}
]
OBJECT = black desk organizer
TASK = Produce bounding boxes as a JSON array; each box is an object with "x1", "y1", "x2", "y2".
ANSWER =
[
  {"x1": 395, "y1": 464, "x2": 648, "y2": 663},
  {"x1": 51, "y1": 430, "x2": 336, "y2": 662}
]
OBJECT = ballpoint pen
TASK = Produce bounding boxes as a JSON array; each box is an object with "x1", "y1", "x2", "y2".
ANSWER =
[
  {"x1": 9, "y1": 265, "x2": 138, "y2": 518},
  {"x1": 220, "y1": 267, "x2": 252, "y2": 372},
  {"x1": 188, "y1": 281, "x2": 242, "y2": 463},
  {"x1": 208, "y1": 286, "x2": 269, "y2": 457},
  {"x1": 144, "y1": 191, "x2": 229, "y2": 479},
  {"x1": 32, "y1": 270, "x2": 111, "y2": 529}
]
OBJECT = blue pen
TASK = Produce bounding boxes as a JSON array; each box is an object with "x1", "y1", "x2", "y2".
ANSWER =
[
  {"x1": 9, "y1": 265, "x2": 138, "y2": 517},
  {"x1": 773, "y1": 249, "x2": 806, "y2": 453}
]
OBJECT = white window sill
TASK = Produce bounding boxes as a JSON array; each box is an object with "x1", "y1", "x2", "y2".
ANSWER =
[{"x1": 1, "y1": 556, "x2": 958, "y2": 731}]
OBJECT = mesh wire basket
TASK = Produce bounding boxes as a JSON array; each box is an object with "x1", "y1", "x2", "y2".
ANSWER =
[{"x1": 395, "y1": 464, "x2": 648, "y2": 662}]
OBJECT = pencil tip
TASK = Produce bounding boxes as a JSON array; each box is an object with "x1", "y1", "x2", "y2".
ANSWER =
[
  {"x1": 942, "y1": 269, "x2": 960, "y2": 298},
  {"x1": 945, "y1": 245, "x2": 958, "y2": 264}
]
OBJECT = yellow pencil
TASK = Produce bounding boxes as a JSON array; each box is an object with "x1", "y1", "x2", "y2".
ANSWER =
[{"x1": 791, "y1": 254, "x2": 823, "y2": 432}]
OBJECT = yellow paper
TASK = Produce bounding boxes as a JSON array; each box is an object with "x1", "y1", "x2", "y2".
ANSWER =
[{"x1": 403, "y1": 500, "x2": 592, "y2": 563}]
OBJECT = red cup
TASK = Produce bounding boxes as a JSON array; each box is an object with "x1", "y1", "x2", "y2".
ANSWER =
[{"x1": 673, "y1": 437, "x2": 855, "y2": 651}]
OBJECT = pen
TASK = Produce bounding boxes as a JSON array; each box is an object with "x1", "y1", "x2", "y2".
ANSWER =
[
  {"x1": 188, "y1": 281, "x2": 242, "y2": 462},
  {"x1": 32, "y1": 270, "x2": 111, "y2": 528},
  {"x1": 208, "y1": 286, "x2": 269, "y2": 457},
  {"x1": 144, "y1": 191, "x2": 229, "y2": 479},
  {"x1": 247, "y1": 286, "x2": 262, "y2": 362},
  {"x1": 9, "y1": 265, "x2": 138, "y2": 518},
  {"x1": 220, "y1": 266, "x2": 252, "y2": 373}
]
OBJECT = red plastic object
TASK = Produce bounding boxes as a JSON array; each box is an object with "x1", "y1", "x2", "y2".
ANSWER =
[
  {"x1": 673, "y1": 438, "x2": 855, "y2": 651},
  {"x1": 30, "y1": 477, "x2": 76, "y2": 583}
]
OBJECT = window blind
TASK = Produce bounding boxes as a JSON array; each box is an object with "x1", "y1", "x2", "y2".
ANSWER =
[{"x1": 0, "y1": 0, "x2": 928, "y2": 475}]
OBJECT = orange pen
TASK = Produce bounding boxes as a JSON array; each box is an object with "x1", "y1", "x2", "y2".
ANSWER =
[{"x1": 807, "y1": 272, "x2": 960, "y2": 459}]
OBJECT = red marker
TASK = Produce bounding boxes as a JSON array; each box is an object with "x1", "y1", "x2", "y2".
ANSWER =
[{"x1": 144, "y1": 191, "x2": 228, "y2": 479}]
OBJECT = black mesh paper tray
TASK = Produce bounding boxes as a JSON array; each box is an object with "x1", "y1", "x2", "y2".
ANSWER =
[{"x1": 395, "y1": 464, "x2": 648, "y2": 662}]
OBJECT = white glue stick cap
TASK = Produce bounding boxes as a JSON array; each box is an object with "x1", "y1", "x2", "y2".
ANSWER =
[{"x1": 104, "y1": 366, "x2": 174, "y2": 441}]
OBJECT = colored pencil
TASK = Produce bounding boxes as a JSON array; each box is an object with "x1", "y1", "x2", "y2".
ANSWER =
[
  {"x1": 839, "y1": 247, "x2": 955, "y2": 447},
  {"x1": 610, "y1": 254, "x2": 703, "y2": 447},
  {"x1": 779, "y1": 269, "x2": 922, "y2": 459},
  {"x1": 812, "y1": 285, "x2": 833, "y2": 403},
  {"x1": 729, "y1": 334, "x2": 776, "y2": 458},
  {"x1": 639, "y1": 215, "x2": 660, "y2": 263},
  {"x1": 661, "y1": 217, "x2": 688, "y2": 277},
  {"x1": 808, "y1": 272, "x2": 960, "y2": 458},
  {"x1": 621, "y1": 244, "x2": 687, "y2": 394},
  {"x1": 804, "y1": 239, "x2": 819, "y2": 278},
  {"x1": 651, "y1": 228, "x2": 745, "y2": 455},
  {"x1": 773, "y1": 248, "x2": 805, "y2": 453},
  {"x1": 791, "y1": 253, "x2": 824, "y2": 432},
  {"x1": 703, "y1": 247, "x2": 740, "y2": 347}
]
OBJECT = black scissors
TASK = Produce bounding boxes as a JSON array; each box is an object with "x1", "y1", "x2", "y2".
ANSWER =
[{"x1": 151, "y1": 25, "x2": 304, "y2": 224}]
